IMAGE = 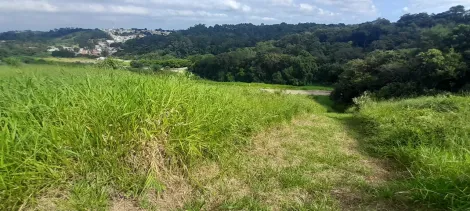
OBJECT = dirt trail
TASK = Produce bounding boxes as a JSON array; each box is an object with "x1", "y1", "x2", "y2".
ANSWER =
[{"x1": 260, "y1": 88, "x2": 332, "y2": 96}]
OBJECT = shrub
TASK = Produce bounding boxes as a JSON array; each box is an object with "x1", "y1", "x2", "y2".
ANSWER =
[
  {"x1": 130, "y1": 60, "x2": 144, "y2": 68},
  {"x1": 2, "y1": 57, "x2": 22, "y2": 66},
  {"x1": 21, "y1": 57, "x2": 35, "y2": 64},
  {"x1": 151, "y1": 64, "x2": 162, "y2": 72},
  {"x1": 52, "y1": 50, "x2": 76, "y2": 58},
  {"x1": 95, "y1": 58, "x2": 123, "y2": 70}
]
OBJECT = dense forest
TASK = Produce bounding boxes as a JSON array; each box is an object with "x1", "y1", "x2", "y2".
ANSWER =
[{"x1": 119, "y1": 5, "x2": 470, "y2": 103}]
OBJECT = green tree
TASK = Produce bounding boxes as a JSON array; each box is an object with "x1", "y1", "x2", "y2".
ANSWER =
[
  {"x1": 272, "y1": 71, "x2": 285, "y2": 84},
  {"x1": 130, "y1": 60, "x2": 144, "y2": 68},
  {"x1": 416, "y1": 49, "x2": 466, "y2": 89}
]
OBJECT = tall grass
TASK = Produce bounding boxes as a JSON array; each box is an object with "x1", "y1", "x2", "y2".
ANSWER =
[
  {"x1": 356, "y1": 95, "x2": 470, "y2": 209},
  {"x1": 0, "y1": 64, "x2": 322, "y2": 209}
]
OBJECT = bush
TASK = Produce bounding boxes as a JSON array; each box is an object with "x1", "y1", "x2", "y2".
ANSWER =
[
  {"x1": 95, "y1": 58, "x2": 123, "y2": 70},
  {"x1": 130, "y1": 60, "x2": 144, "y2": 68},
  {"x1": 374, "y1": 82, "x2": 419, "y2": 99},
  {"x1": 52, "y1": 50, "x2": 76, "y2": 58},
  {"x1": 2, "y1": 57, "x2": 22, "y2": 66},
  {"x1": 36, "y1": 59, "x2": 48, "y2": 64},
  {"x1": 151, "y1": 64, "x2": 162, "y2": 71},
  {"x1": 21, "y1": 57, "x2": 35, "y2": 64}
]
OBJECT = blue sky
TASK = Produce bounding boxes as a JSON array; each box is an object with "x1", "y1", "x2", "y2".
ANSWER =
[{"x1": 0, "y1": 0, "x2": 469, "y2": 31}]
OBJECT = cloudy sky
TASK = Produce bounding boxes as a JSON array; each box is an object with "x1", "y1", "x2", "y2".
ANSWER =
[{"x1": 0, "y1": 0, "x2": 469, "y2": 31}]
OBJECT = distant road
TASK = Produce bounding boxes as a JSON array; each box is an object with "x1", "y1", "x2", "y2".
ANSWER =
[{"x1": 260, "y1": 89, "x2": 331, "y2": 96}]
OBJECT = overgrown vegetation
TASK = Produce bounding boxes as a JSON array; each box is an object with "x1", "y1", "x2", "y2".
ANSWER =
[
  {"x1": 0, "y1": 64, "x2": 318, "y2": 210},
  {"x1": 354, "y1": 95, "x2": 470, "y2": 209}
]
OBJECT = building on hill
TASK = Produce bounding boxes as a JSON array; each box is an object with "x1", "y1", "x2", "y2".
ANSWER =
[
  {"x1": 78, "y1": 49, "x2": 90, "y2": 55},
  {"x1": 91, "y1": 49, "x2": 100, "y2": 56},
  {"x1": 47, "y1": 46, "x2": 59, "y2": 52},
  {"x1": 61, "y1": 46, "x2": 73, "y2": 51}
]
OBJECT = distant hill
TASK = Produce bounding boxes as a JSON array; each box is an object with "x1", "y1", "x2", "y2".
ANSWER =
[
  {"x1": 117, "y1": 6, "x2": 470, "y2": 58},
  {"x1": 0, "y1": 28, "x2": 110, "y2": 43},
  {"x1": 0, "y1": 28, "x2": 111, "y2": 58}
]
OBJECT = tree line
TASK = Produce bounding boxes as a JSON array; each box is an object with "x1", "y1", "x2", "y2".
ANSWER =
[{"x1": 119, "y1": 5, "x2": 470, "y2": 103}]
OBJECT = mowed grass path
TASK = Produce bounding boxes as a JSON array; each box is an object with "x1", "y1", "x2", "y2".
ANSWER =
[{"x1": 176, "y1": 112, "x2": 401, "y2": 211}]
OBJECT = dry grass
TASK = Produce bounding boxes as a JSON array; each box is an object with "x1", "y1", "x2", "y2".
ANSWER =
[{"x1": 110, "y1": 199, "x2": 142, "y2": 211}]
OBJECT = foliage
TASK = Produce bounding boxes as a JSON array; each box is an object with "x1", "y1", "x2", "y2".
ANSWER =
[
  {"x1": 190, "y1": 46, "x2": 326, "y2": 86},
  {"x1": 118, "y1": 5, "x2": 469, "y2": 59},
  {"x1": 356, "y1": 95, "x2": 470, "y2": 209},
  {"x1": 332, "y1": 48, "x2": 468, "y2": 103},
  {"x1": 0, "y1": 41, "x2": 49, "y2": 58},
  {"x1": 1, "y1": 57, "x2": 22, "y2": 66},
  {"x1": 51, "y1": 50, "x2": 76, "y2": 58},
  {"x1": 130, "y1": 60, "x2": 144, "y2": 68},
  {"x1": 150, "y1": 64, "x2": 162, "y2": 71},
  {"x1": 131, "y1": 58, "x2": 192, "y2": 69},
  {"x1": 108, "y1": 5, "x2": 469, "y2": 98},
  {"x1": 0, "y1": 65, "x2": 318, "y2": 210},
  {"x1": 95, "y1": 58, "x2": 124, "y2": 70}
]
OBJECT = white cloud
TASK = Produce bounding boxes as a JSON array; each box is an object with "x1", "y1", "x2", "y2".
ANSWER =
[
  {"x1": 402, "y1": 7, "x2": 409, "y2": 12},
  {"x1": 250, "y1": 15, "x2": 277, "y2": 21},
  {"x1": 406, "y1": 0, "x2": 470, "y2": 13},
  {"x1": 162, "y1": 9, "x2": 227, "y2": 18},
  {"x1": 271, "y1": 0, "x2": 293, "y2": 6},
  {"x1": 109, "y1": 5, "x2": 149, "y2": 15},
  {"x1": 0, "y1": 0, "x2": 58, "y2": 12},
  {"x1": 313, "y1": 0, "x2": 377, "y2": 16},
  {"x1": 0, "y1": 0, "x2": 383, "y2": 31},
  {"x1": 222, "y1": 0, "x2": 251, "y2": 12},
  {"x1": 296, "y1": 3, "x2": 337, "y2": 16},
  {"x1": 63, "y1": 3, "x2": 150, "y2": 15},
  {"x1": 0, "y1": 1, "x2": 150, "y2": 15},
  {"x1": 299, "y1": 3, "x2": 315, "y2": 12}
]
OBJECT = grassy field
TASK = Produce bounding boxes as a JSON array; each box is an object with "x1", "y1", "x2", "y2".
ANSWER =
[
  {"x1": 1, "y1": 64, "x2": 468, "y2": 210},
  {"x1": 41, "y1": 57, "x2": 132, "y2": 66},
  {"x1": 42, "y1": 57, "x2": 99, "y2": 63},
  {"x1": 0, "y1": 64, "x2": 320, "y2": 210}
]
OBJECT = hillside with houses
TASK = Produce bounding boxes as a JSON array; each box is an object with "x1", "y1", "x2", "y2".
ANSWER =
[{"x1": 0, "y1": 28, "x2": 173, "y2": 58}]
